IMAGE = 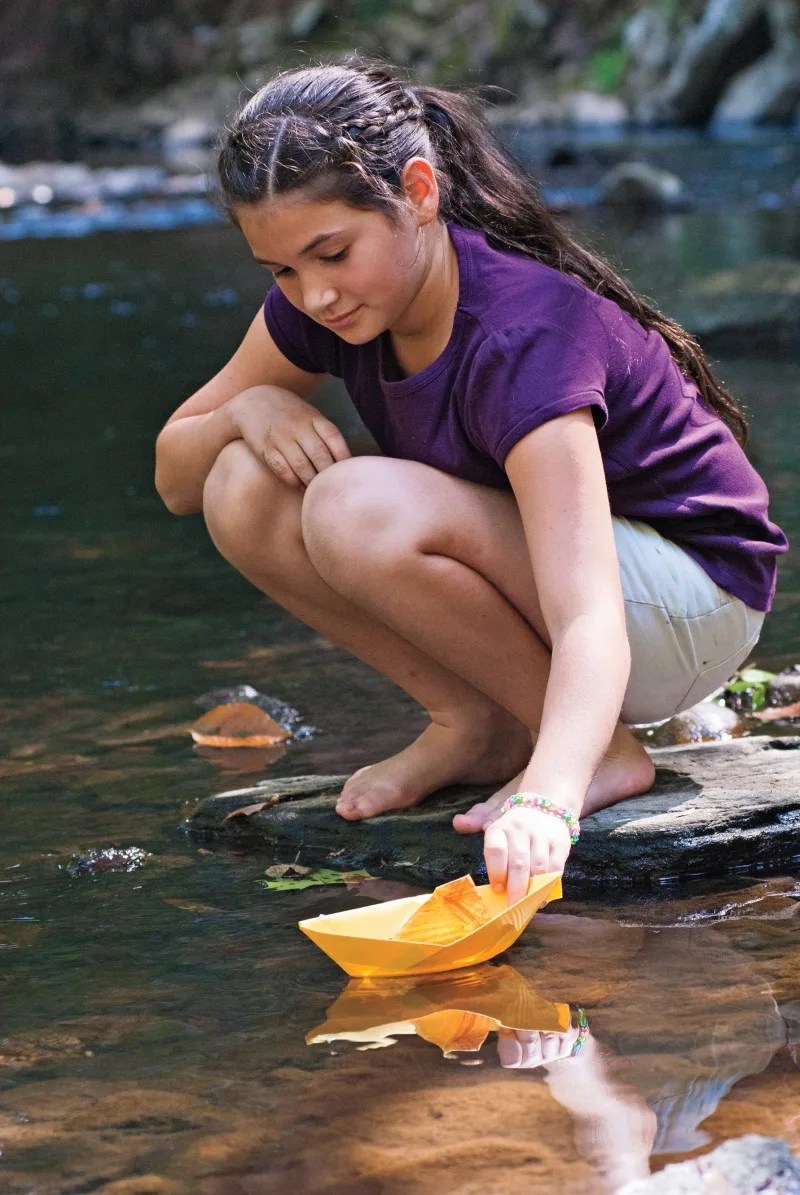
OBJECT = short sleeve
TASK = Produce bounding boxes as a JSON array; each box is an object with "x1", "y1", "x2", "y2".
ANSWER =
[
  {"x1": 464, "y1": 322, "x2": 609, "y2": 466},
  {"x1": 263, "y1": 285, "x2": 343, "y2": 377}
]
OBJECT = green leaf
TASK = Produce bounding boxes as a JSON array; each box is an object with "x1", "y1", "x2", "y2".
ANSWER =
[
  {"x1": 736, "y1": 668, "x2": 775, "y2": 685},
  {"x1": 260, "y1": 867, "x2": 371, "y2": 892}
]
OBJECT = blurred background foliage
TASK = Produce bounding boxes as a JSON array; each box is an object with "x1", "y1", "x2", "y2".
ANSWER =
[{"x1": 2, "y1": 1, "x2": 798, "y2": 159}]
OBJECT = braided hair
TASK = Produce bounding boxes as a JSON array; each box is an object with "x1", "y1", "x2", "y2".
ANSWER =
[{"x1": 219, "y1": 59, "x2": 748, "y2": 445}]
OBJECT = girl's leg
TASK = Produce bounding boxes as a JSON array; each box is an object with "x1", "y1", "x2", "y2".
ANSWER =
[
  {"x1": 202, "y1": 441, "x2": 534, "y2": 814},
  {"x1": 300, "y1": 456, "x2": 654, "y2": 820}
]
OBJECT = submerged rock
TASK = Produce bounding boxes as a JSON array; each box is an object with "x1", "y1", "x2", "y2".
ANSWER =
[
  {"x1": 63, "y1": 846, "x2": 149, "y2": 877},
  {"x1": 674, "y1": 258, "x2": 800, "y2": 354},
  {"x1": 598, "y1": 160, "x2": 686, "y2": 208},
  {"x1": 617, "y1": 1134, "x2": 800, "y2": 1194},
  {"x1": 184, "y1": 737, "x2": 800, "y2": 888}
]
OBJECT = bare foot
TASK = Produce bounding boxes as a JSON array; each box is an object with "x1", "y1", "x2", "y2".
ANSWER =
[
  {"x1": 335, "y1": 710, "x2": 532, "y2": 821},
  {"x1": 452, "y1": 734, "x2": 656, "y2": 834}
]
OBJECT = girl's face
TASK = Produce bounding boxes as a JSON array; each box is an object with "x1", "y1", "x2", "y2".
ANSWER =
[{"x1": 236, "y1": 194, "x2": 430, "y2": 343}]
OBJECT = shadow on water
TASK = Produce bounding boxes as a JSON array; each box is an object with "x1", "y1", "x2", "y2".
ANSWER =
[{"x1": 1, "y1": 160, "x2": 799, "y2": 1190}]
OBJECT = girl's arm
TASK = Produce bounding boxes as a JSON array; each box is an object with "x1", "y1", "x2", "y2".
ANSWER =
[
  {"x1": 155, "y1": 309, "x2": 346, "y2": 514},
  {"x1": 484, "y1": 408, "x2": 630, "y2": 894}
]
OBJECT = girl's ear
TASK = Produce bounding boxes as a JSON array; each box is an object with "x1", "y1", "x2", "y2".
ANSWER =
[{"x1": 400, "y1": 157, "x2": 440, "y2": 225}]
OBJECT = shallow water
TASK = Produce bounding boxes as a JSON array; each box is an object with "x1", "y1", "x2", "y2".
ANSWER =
[{"x1": 1, "y1": 174, "x2": 799, "y2": 1191}]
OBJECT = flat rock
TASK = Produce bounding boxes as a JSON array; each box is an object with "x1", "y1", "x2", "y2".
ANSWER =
[
  {"x1": 673, "y1": 258, "x2": 800, "y2": 355},
  {"x1": 184, "y1": 737, "x2": 800, "y2": 888}
]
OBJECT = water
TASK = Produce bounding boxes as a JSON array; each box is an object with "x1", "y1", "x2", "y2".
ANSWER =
[{"x1": 1, "y1": 172, "x2": 799, "y2": 1191}]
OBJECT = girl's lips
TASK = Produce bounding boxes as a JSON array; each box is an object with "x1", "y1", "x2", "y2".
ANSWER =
[{"x1": 325, "y1": 305, "x2": 361, "y2": 330}]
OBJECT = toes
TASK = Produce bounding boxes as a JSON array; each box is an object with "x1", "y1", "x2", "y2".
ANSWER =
[{"x1": 453, "y1": 801, "x2": 495, "y2": 834}]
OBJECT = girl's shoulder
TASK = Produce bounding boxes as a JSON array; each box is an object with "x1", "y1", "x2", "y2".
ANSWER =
[
  {"x1": 451, "y1": 223, "x2": 611, "y2": 343},
  {"x1": 452, "y1": 224, "x2": 645, "y2": 360}
]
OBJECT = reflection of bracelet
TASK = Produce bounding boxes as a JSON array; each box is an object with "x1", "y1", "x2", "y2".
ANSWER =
[
  {"x1": 570, "y1": 1008, "x2": 590, "y2": 1056},
  {"x1": 499, "y1": 793, "x2": 581, "y2": 845}
]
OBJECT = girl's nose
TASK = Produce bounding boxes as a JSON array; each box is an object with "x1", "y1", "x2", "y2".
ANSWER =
[{"x1": 304, "y1": 282, "x2": 339, "y2": 317}]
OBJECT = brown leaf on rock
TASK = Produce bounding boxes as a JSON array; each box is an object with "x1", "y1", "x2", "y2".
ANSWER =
[
  {"x1": 222, "y1": 797, "x2": 282, "y2": 822},
  {"x1": 190, "y1": 703, "x2": 291, "y2": 748},
  {"x1": 263, "y1": 863, "x2": 311, "y2": 879}
]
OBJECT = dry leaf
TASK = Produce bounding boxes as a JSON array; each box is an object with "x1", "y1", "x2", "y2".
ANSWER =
[
  {"x1": 190, "y1": 702, "x2": 291, "y2": 748},
  {"x1": 393, "y1": 876, "x2": 491, "y2": 945},
  {"x1": 222, "y1": 797, "x2": 281, "y2": 822},
  {"x1": 264, "y1": 863, "x2": 311, "y2": 879},
  {"x1": 163, "y1": 898, "x2": 221, "y2": 914}
]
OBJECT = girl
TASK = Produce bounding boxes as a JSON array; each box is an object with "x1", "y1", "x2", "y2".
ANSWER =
[{"x1": 155, "y1": 61, "x2": 787, "y2": 903}]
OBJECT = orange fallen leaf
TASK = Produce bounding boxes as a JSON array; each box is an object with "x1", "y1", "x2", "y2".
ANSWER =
[
  {"x1": 222, "y1": 797, "x2": 281, "y2": 822},
  {"x1": 751, "y1": 700, "x2": 800, "y2": 721},
  {"x1": 190, "y1": 703, "x2": 291, "y2": 748},
  {"x1": 393, "y1": 876, "x2": 491, "y2": 946}
]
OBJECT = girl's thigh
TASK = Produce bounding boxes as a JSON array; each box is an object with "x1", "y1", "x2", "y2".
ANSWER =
[
  {"x1": 613, "y1": 517, "x2": 765, "y2": 724},
  {"x1": 320, "y1": 459, "x2": 764, "y2": 724}
]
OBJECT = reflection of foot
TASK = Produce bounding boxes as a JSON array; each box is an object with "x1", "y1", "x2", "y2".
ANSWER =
[
  {"x1": 334, "y1": 711, "x2": 532, "y2": 821},
  {"x1": 453, "y1": 737, "x2": 656, "y2": 834}
]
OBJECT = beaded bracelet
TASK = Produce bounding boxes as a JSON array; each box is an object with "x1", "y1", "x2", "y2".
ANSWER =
[
  {"x1": 570, "y1": 1008, "x2": 590, "y2": 1057},
  {"x1": 498, "y1": 792, "x2": 581, "y2": 845}
]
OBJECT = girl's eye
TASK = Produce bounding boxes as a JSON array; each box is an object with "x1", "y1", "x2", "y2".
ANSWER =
[
  {"x1": 272, "y1": 249, "x2": 347, "y2": 279},
  {"x1": 321, "y1": 249, "x2": 348, "y2": 264},
  {"x1": 273, "y1": 266, "x2": 293, "y2": 279}
]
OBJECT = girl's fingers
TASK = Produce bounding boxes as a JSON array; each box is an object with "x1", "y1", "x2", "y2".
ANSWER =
[
  {"x1": 506, "y1": 850, "x2": 532, "y2": 905},
  {"x1": 270, "y1": 441, "x2": 319, "y2": 487},
  {"x1": 530, "y1": 841, "x2": 551, "y2": 876},
  {"x1": 496, "y1": 1028, "x2": 524, "y2": 1068},
  {"x1": 313, "y1": 417, "x2": 352, "y2": 462},
  {"x1": 483, "y1": 822, "x2": 509, "y2": 893},
  {"x1": 539, "y1": 1032, "x2": 563, "y2": 1063},
  {"x1": 260, "y1": 447, "x2": 303, "y2": 489},
  {"x1": 297, "y1": 432, "x2": 336, "y2": 475}
]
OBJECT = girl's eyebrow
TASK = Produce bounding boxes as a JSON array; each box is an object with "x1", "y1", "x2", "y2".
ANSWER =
[{"x1": 256, "y1": 230, "x2": 344, "y2": 268}]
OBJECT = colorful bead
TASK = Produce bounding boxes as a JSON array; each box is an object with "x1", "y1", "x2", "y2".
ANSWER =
[
  {"x1": 497, "y1": 792, "x2": 581, "y2": 845},
  {"x1": 570, "y1": 1008, "x2": 590, "y2": 1056}
]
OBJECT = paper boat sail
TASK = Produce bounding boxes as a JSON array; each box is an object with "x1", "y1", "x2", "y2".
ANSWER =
[
  {"x1": 306, "y1": 962, "x2": 571, "y2": 1053},
  {"x1": 298, "y1": 872, "x2": 561, "y2": 978}
]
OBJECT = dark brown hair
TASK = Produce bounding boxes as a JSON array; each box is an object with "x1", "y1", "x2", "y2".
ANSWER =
[{"x1": 219, "y1": 60, "x2": 748, "y2": 445}]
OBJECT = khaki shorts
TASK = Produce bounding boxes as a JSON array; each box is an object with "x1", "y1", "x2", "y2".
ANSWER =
[{"x1": 614, "y1": 517, "x2": 765, "y2": 725}]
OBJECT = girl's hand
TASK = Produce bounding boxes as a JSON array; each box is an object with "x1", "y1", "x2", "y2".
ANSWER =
[
  {"x1": 496, "y1": 1025, "x2": 580, "y2": 1069},
  {"x1": 230, "y1": 385, "x2": 351, "y2": 489},
  {"x1": 483, "y1": 807, "x2": 572, "y2": 905}
]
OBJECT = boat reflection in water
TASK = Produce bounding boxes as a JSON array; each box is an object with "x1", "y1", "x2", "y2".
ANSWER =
[{"x1": 306, "y1": 962, "x2": 573, "y2": 1056}]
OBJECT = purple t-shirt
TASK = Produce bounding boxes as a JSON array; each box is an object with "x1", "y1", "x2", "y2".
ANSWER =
[{"x1": 264, "y1": 222, "x2": 787, "y2": 611}]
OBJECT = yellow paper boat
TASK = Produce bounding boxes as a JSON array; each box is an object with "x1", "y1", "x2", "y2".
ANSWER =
[
  {"x1": 298, "y1": 872, "x2": 561, "y2": 978},
  {"x1": 306, "y1": 963, "x2": 571, "y2": 1052}
]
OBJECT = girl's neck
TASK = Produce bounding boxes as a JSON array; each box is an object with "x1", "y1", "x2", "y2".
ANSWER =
[{"x1": 389, "y1": 221, "x2": 459, "y2": 377}]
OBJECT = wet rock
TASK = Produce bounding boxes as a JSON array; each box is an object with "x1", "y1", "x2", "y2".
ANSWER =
[
  {"x1": 633, "y1": 0, "x2": 773, "y2": 126},
  {"x1": 768, "y1": 667, "x2": 800, "y2": 708},
  {"x1": 597, "y1": 161, "x2": 686, "y2": 209},
  {"x1": 63, "y1": 846, "x2": 149, "y2": 877},
  {"x1": 184, "y1": 737, "x2": 800, "y2": 888},
  {"x1": 642, "y1": 701, "x2": 743, "y2": 747},
  {"x1": 617, "y1": 1134, "x2": 800, "y2": 1195},
  {"x1": 714, "y1": 48, "x2": 800, "y2": 124},
  {"x1": 566, "y1": 91, "x2": 629, "y2": 126},
  {"x1": 673, "y1": 258, "x2": 800, "y2": 355}
]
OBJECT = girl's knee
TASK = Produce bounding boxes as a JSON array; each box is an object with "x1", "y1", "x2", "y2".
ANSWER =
[
  {"x1": 302, "y1": 457, "x2": 419, "y2": 562},
  {"x1": 203, "y1": 441, "x2": 301, "y2": 562}
]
